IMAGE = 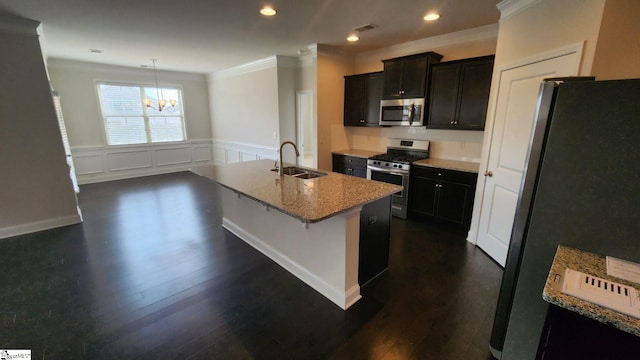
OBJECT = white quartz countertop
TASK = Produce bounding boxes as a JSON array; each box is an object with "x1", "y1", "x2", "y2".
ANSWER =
[{"x1": 190, "y1": 160, "x2": 402, "y2": 223}]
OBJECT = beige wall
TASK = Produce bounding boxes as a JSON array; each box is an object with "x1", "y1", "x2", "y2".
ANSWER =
[
  {"x1": 208, "y1": 62, "x2": 280, "y2": 148},
  {"x1": 493, "y1": 0, "x2": 606, "y2": 75},
  {"x1": 354, "y1": 24, "x2": 498, "y2": 73},
  {"x1": 0, "y1": 14, "x2": 80, "y2": 238},
  {"x1": 316, "y1": 45, "x2": 355, "y2": 171},
  {"x1": 591, "y1": 0, "x2": 640, "y2": 80},
  {"x1": 276, "y1": 56, "x2": 298, "y2": 145},
  {"x1": 48, "y1": 59, "x2": 212, "y2": 147}
]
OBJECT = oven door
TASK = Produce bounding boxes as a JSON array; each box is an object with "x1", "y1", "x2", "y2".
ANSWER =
[{"x1": 367, "y1": 166, "x2": 408, "y2": 199}]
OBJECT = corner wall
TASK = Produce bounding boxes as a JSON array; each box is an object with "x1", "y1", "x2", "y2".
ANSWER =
[
  {"x1": 591, "y1": 0, "x2": 640, "y2": 80},
  {"x1": 316, "y1": 45, "x2": 355, "y2": 171},
  {"x1": 0, "y1": 14, "x2": 81, "y2": 239}
]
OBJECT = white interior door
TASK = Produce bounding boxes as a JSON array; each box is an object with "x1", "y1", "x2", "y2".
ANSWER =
[{"x1": 476, "y1": 48, "x2": 581, "y2": 266}]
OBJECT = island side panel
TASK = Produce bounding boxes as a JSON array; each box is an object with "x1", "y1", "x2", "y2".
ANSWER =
[
  {"x1": 219, "y1": 187, "x2": 362, "y2": 310},
  {"x1": 359, "y1": 195, "x2": 392, "y2": 285}
]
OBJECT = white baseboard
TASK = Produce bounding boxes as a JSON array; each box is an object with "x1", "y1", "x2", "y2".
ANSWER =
[
  {"x1": 0, "y1": 214, "x2": 82, "y2": 240},
  {"x1": 222, "y1": 217, "x2": 360, "y2": 310}
]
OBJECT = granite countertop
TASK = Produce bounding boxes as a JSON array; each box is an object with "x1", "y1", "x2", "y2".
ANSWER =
[
  {"x1": 190, "y1": 160, "x2": 402, "y2": 223},
  {"x1": 543, "y1": 245, "x2": 640, "y2": 337},
  {"x1": 413, "y1": 158, "x2": 480, "y2": 173},
  {"x1": 332, "y1": 149, "x2": 382, "y2": 159}
]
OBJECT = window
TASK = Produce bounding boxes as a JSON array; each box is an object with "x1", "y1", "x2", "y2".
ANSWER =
[{"x1": 97, "y1": 83, "x2": 186, "y2": 145}]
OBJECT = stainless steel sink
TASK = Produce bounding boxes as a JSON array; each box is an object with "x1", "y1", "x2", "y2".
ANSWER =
[{"x1": 271, "y1": 166, "x2": 327, "y2": 179}]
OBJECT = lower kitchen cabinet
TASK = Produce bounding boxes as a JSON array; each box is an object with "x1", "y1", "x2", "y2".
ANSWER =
[
  {"x1": 332, "y1": 154, "x2": 367, "y2": 178},
  {"x1": 536, "y1": 305, "x2": 640, "y2": 360},
  {"x1": 410, "y1": 166, "x2": 477, "y2": 229}
]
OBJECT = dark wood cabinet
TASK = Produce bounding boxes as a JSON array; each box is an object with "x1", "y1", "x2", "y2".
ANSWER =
[
  {"x1": 332, "y1": 154, "x2": 367, "y2": 178},
  {"x1": 382, "y1": 52, "x2": 443, "y2": 99},
  {"x1": 410, "y1": 166, "x2": 477, "y2": 229},
  {"x1": 359, "y1": 196, "x2": 392, "y2": 285},
  {"x1": 427, "y1": 55, "x2": 494, "y2": 130},
  {"x1": 344, "y1": 72, "x2": 383, "y2": 127},
  {"x1": 537, "y1": 305, "x2": 640, "y2": 360}
]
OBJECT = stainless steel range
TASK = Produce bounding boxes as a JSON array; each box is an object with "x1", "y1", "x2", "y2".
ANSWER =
[{"x1": 367, "y1": 139, "x2": 430, "y2": 219}]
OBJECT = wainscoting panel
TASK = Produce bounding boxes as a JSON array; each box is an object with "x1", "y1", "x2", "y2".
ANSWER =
[
  {"x1": 193, "y1": 146, "x2": 212, "y2": 162},
  {"x1": 74, "y1": 153, "x2": 105, "y2": 175},
  {"x1": 108, "y1": 149, "x2": 152, "y2": 171},
  {"x1": 212, "y1": 139, "x2": 278, "y2": 166},
  {"x1": 72, "y1": 140, "x2": 213, "y2": 184},
  {"x1": 155, "y1": 147, "x2": 192, "y2": 166}
]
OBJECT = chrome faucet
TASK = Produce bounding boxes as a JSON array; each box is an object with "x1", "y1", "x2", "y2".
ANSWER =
[{"x1": 279, "y1": 141, "x2": 300, "y2": 176}]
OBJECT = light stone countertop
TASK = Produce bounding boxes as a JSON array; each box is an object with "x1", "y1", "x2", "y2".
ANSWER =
[
  {"x1": 413, "y1": 158, "x2": 480, "y2": 173},
  {"x1": 332, "y1": 149, "x2": 382, "y2": 159},
  {"x1": 190, "y1": 160, "x2": 402, "y2": 223},
  {"x1": 543, "y1": 245, "x2": 640, "y2": 337}
]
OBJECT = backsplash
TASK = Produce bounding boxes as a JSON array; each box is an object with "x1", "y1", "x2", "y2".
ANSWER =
[{"x1": 344, "y1": 126, "x2": 483, "y2": 163}]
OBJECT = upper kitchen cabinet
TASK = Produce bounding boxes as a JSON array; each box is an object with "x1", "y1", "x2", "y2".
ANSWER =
[
  {"x1": 344, "y1": 71, "x2": 383, "y2": 127},
  {"x1": 427, "y1": 55, "x2": 494, "y2": 130},
  {"x1": 382, "y1": 52, "x2": 443, "y2": 99}
]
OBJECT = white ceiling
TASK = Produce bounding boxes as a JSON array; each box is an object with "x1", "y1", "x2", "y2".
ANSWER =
[{"x1": 0, "y1": 0, "x2": 500, "y2": 74}]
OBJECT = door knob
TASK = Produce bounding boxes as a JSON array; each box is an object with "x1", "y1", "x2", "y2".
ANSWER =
[{"x1": 484, "y1": 170, "x2": 493, "y2": 177}]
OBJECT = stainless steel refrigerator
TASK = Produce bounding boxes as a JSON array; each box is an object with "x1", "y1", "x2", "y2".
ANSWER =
[{"x1": 488, "y1": 78, "x2": 640, "y2": 359}]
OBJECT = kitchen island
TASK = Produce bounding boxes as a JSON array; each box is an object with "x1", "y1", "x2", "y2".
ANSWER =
[{"x1": 191, "y1": 160, "x2": 402, "y2": 309}]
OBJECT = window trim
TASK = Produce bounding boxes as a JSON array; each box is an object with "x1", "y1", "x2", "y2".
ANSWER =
[{"x1": 95, "y1": 80, "x2": 188, "y2": 146}]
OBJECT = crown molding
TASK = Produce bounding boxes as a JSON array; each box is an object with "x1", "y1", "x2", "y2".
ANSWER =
[
  {"x1": 356, "y1": 23, "x2": 499, "y2": 64},
  {"x1": 211, "y1": 56, "x2": 278, "y2": 79},
  {"x1": 497, "y1": 0, "x2": 541, "y2": 20},
  {"x1": 46, "y1": 58, "x2": 207, "y2": 82}
]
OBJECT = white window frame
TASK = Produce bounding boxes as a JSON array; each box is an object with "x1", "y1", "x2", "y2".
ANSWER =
[{"x1": 96, "y1": 81, "x2": 188, "y2": 146}]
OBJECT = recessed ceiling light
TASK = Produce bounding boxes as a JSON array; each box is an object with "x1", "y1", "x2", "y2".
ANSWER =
[
  {"x1": 260, "y1": 6, "x2": 276, "y2": 16},
  {"x1": 347, "y1": 34, "x2": 359, "y2": 42},
  {"x1": 424, "y1": 13, "x2": 440, "y2": 21}
]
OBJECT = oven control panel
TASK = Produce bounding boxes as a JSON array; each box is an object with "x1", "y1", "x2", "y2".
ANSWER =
[{"x1": 367, "y1": 160, "x2": 411, "y2": 172}]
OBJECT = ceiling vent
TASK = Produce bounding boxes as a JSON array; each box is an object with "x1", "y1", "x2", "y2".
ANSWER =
[{"x1": 353, "y1": 24, "x2": 379, "y2": 33}]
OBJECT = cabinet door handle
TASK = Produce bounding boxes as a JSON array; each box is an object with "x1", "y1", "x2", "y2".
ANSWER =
[{"x1": 484, "y1": 170, "x2": 493, "y2": 177}]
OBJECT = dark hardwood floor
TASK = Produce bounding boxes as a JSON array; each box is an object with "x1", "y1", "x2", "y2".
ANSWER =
[{"x1": 0, "y1": 172, "x2": 503, "y2": 359}]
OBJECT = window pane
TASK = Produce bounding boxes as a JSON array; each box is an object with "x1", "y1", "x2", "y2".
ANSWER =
[
  {"x1": 106, "y1": 117, "x2": 147, "y2": 145},
  {"x1": 144, "y1": 87, "x2": 181, "y2": 116},
  {"x1": 149, "y1": 116, "x2": 185, "y2": 142},
  {"x1": 99, "y1": 84, "x2": 143, "y2": 116}
]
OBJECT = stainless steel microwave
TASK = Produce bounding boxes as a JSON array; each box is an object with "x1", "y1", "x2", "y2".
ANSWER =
[{"x1": 379, "y1": 98, "x2": 425, "y2": 126}]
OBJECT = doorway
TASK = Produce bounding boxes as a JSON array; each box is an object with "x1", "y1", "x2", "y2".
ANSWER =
[{"x1": 296, "y1": 90, "x2": 315, "y2": 168}]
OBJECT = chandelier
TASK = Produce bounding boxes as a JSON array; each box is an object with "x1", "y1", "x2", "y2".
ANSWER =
[{"x1": 143, "y1": 59, "x2": 176, "y2": 112}]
